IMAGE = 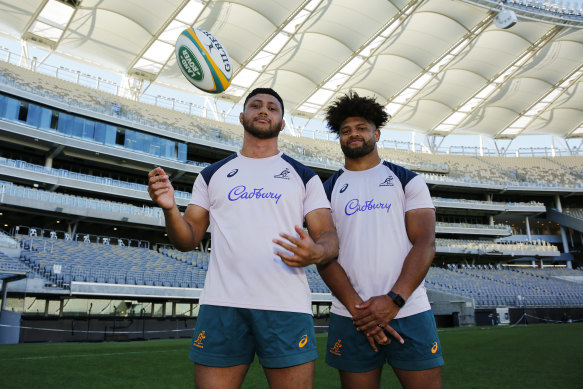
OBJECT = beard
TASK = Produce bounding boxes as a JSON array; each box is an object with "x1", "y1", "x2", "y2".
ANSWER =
[
  {"x1": 241, "y1": 116, "x2": 283, "y2": 139},
  {"x1": 341, "y1": 136, "x2": 376, "y2": 159}
]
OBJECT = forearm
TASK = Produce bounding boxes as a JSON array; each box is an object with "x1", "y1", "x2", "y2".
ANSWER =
[
  {"x1": 317, "y1": 260, "x2": 362, "y2": 316},
  {"x1": 163, "y1": 205, "x2": 199, "y2": 251},
  {"x1": 391, "y1": 240, "x2": 435, "y2": 300},
  {"x1": 313, "y1": 230, "x2": 339, "y2": 266}
]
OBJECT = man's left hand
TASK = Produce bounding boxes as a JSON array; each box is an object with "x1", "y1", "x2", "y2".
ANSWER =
[
  {"x1": 273, "y1": 225, "x2": 324, "y2": 267},
  {"x1": 352, "y1": 295, "x2": 404, "y2": 343}
]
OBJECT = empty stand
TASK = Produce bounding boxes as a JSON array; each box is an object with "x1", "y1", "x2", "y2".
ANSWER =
[
  {"x1": 7, "y1": 230, "x2": 581, "y2": 309},
  {"x1": 436, "y1": 238, "x2": 560, "y2": 256},
  {"x1": 426, "y1": 265, "x2": 583, "y2": 307}
]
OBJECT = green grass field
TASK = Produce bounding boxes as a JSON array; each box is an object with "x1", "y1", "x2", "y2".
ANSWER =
[{"x1": 0, "y1": 323, "x2": 581, "y2": 388}]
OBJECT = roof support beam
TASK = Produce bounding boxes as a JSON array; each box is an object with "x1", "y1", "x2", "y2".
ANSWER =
[
  {"x1": 428, "y1": 136, "x2": 446, "y2": 154},
  {"x1": 295, "y1": 0, "x2": 424, "y2": 118},
  {"x1": 127, "y1": 0, "x2": 208, "y2": 86},
  {"x1": 500, "y1": 63, "x2": 583, "y2": 138},
  {"x1": 493, "y1": 138, "x2": 515, "y2": 156},
  {"x1": 388, "y1": 12, "x2": 494, "y2": 122},
  {"x1": 433, "y1": 24, "x2": 562, "y2": 138},
  {"x1": 224, "y1": 0, "x2": 323, "y2": 103},
  {"x1": 21, "y1": 0, "x2": 79, "y2": 57}
]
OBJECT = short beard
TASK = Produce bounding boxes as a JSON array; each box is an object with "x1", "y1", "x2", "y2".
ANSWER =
[
  {"x1": 242, "y1": 117, "x2": 283, "y2": 140},
  {"x1": 341, "y1": 137, "x2": 376, "y2": 159}
]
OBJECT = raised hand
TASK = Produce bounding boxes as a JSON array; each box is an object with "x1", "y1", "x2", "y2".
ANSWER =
[{"x1": 147, "y1": 167, "x2": 176, "y2": 210}]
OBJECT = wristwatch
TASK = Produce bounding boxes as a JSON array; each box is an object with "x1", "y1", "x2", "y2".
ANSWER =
[{"x1": 387, "y1": 291, "x2": 406, "y2": 308}]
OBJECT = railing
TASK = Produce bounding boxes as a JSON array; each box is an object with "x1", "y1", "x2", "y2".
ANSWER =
[
  {"x1": 16, "y1": 228, "x2": 150, "y2": 249},
  {"x1": 0, "y1": 157, "x2": 193, "y2": 199},
  {"x1": 1, "y1": 182, "x2": 163, "y2": 219},
  {"x1": 0, "y1": 230, "x2": 19, "y2": 249}
]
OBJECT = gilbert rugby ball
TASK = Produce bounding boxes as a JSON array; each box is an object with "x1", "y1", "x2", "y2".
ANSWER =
[{"x1": 176, "y1": 28, "x2": 232, "y2": 94}]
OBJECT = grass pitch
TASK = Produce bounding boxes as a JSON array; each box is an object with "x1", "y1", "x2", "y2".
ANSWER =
[{"x1": 0, "y1": 323, "x2": 581, "y2": 388}]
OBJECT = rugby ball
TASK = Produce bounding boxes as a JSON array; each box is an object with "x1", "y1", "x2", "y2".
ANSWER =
[{"x1": 175, "y1": 28, "x2": 232, "y2": 94}]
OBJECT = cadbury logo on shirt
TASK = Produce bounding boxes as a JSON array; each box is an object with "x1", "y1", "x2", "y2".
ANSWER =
[
  {"x1": 228, "y1": 185, "x2": 282, "y2": 204},
  {"x1": 345, "y1": 198, "x2": 391, "y2": 216}
]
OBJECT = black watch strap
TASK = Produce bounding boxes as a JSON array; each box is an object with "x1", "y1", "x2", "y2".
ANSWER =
[{"x1": 387, "y1": 291, "x2": 406, "y2": 308}]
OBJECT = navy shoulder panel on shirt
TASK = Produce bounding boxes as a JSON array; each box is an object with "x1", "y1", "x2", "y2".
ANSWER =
[
  {"x1": 382, "y1": 160, "x2": 417, "y2": 191},
  {"x1": 281, "y1": 153, "x2": 317, "y2": 187},
  {"x1": 323, "y1": 169, "x2": 344, "y2": 202},
  {"x1": 200, "y1": 153, "x2": 238, "y2": 185}
]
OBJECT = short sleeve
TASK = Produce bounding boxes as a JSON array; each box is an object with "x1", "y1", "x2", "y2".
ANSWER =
[
  {"x1": 189, "y1": 174, "x2": 210, "y2": 210},
  {"x1": 404, "y1": 175, "x2": 434, "y2": 212},
  {"x1": 303, "y1": 175, "x2": 331, "y2": 217}
]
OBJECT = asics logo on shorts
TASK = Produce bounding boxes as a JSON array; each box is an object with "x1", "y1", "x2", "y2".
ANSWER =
[
  {"x1": 193, "y1": 330, "x2": 206, "y2": 349},
  {"x1": 431, "y1": 341, "x2": 438, "y2": 354},
  {"x1": 329, "y1": 339, "x2": 343, "y2": 356},
  {"x1": 299, "y1": 334, "x2": 308, "y2": 348}
]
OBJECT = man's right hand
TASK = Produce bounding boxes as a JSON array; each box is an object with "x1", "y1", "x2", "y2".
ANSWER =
[{"x1": 148, "y1": 167, "x2": 176, "y2": 210}]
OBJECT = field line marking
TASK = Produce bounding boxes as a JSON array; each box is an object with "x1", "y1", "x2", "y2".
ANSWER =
[{"x1": 0, "y1": 349, "x2": 178, "y2": 361}]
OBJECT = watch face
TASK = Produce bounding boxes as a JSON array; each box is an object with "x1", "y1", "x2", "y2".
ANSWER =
[
  {"x1": 394, "y1": 295, "x2": 405, "y2": 307},
  {"x1": 389, "y1": 291, "x2": 405, "y2": 307}
]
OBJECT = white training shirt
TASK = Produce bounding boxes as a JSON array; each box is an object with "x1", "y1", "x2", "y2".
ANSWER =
[
  {"x1": 189, "y1": 151, "x2": 330, "y2": 314},
  {"x1": 323, "y1": 160, "x2": 435, "y2": 319}
]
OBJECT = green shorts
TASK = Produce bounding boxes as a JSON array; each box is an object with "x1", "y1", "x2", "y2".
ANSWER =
[
  {"x1": 326, "y1": 310, "x2": 444, "y2": 372},
  {"x1": 189, "y1": 305, "x2": 318, "y2": 368}
]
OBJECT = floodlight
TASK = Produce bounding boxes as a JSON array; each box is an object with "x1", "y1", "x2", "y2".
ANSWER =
[{"x1": 494, "y1": 9, "x2": 518, "y2": 29}]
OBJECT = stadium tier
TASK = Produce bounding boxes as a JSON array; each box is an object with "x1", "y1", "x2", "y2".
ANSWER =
[
  {"x1": 5, "y1": 230, "x2": 583, "y2": 309},
  {"x1": 0, "y1": 55, "x2": 582, "y2": 339}
]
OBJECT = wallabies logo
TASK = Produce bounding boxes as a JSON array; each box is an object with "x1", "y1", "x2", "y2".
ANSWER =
[
  {"x1": 329, "y1": 339, "x2": 343, "y2": 356},
  {"x1": 193, "y1": 330, "x2": 206, "y2": 349}
]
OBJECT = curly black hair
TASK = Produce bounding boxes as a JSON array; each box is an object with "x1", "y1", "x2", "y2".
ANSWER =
[{"x1": 325, "y1": 91, "x2": 389, "y2": 135}]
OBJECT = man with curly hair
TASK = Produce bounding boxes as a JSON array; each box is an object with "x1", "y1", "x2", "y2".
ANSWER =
[{"x1": 319, "y1": 91, "x2": 444, "y2": 389}]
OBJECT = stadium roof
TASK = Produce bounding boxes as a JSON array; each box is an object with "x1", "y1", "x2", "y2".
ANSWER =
[{"x1": 0, "y1": 0, "x2": 582, "y2": 143}]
